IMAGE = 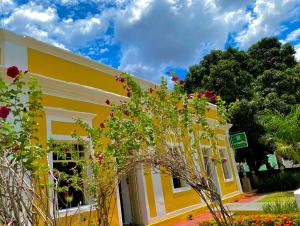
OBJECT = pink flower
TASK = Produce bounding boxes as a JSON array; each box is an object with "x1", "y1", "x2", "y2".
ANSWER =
[
  {"x1": 210, "y1": 95, "x2": 217, "y2": 103},
  {"x1": 188, "y1": 93, "x2": 193, "y2": 99},
  {"x1": 171, "y1": 76, "x2": 179, "y2": 82},
  {"x1": 105, "y1": 99, "x2": 110, "y2": 105},
  {"x1": 7, "y1": 66, "x2": 20, "y2": 78},
  {"x1": 98, "y1": 153, "x2": 104, "y2": 165},
  {"x1": 0, "y1": 106, "x2": 10, "y2": 119},
  {"x1": 197, "y1": 92, "x2": 203, "y2": 98}
]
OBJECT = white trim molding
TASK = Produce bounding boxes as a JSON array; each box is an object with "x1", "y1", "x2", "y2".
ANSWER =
[
  {"x1": 226, "y1": 130, "x2": 243, "y2": 193},
  {"x1": 44, "y1": 107, "x2": 96, "y2": 122},
  {"x1": 151, "y1": 167, "x2": 166, "y2": 217}
]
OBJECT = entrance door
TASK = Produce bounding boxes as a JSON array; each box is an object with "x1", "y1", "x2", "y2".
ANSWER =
[
  {"x1": 119, "y1": 176, "x2": 133, "y2": 226},
  {"x1": 119, "y1": 170, "x2": 143, "y2": 226}
]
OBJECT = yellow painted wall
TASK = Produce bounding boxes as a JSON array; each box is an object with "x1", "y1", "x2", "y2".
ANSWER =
[
  {"x1": 51, "y1": 121, "x2": 87, "y2": 136},
  {"x1": 144, "y1": 167, "x2": 158, "y2": 218},
  {"x1": 28, "y1": 48, "x2": 127, "y2": 96},
  {"x1": 160, "y1": 171, "x2": 201, "y2": 213}
]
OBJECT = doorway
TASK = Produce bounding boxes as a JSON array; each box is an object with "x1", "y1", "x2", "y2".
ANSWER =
[
  {"x1": 119, "y1": 170, "x2": 144, "y2": 226},
  {"x1": 119, "y1": 176, "x2": 133, "y2": 226}
]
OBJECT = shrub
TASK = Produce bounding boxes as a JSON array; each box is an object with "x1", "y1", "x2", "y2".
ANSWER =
[
  {"x1": 257, "y1": 171, "x2": 300, "y2": 193},
  {"x1": 263, "y1": 200, "x2": 298, "y2": 214},
  {"x1": 199, "y1": 213, "x2": 300, "y2": 226}
]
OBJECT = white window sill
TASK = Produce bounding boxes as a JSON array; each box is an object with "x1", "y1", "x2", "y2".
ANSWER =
[
  {"x1": 56, "y1": 204, "x2": 96, "y2": 217},
  {"x1": 224, "y1": 178, "x2": 234, "y2": 183},
  {"x1": 172, "y1": 185, "x2": 192, "y2": 193}
]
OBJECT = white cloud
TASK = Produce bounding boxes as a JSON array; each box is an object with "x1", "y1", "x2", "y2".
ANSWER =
[
  {"x1": 2, "y1": 0, "x2": 300, "y2": 83},
  {"x1": 235, "y1": 0, "x2": 300, "y2": 49},
  {"x1": 285, "y1": 28, "x2": 300, "y2": 43},
  {"x1": 114, "y1": 0, "x2": 251, "y2": 81},
  {"x1": 4, "y1": 1, "x2": 112, "y2": 49},
  {"x1": 100, "y1": 48, "x2": 109, "y2": 54}
]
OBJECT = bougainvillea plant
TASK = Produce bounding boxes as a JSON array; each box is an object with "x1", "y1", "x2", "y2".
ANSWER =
[
  {"x1": 0, "y1": 66, "x2": 52, "y2": 225},
  {"x1": 66, "y1": 72, "x2": 236, "y2": 226}
]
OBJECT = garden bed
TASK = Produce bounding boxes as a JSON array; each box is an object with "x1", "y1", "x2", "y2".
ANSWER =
[{"x1": 198, "y1": 213, "x2": 300, "y2": 225}]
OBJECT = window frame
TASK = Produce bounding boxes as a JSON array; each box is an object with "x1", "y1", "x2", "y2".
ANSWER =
[
  {"x1": 167, "y1": 142, "x2": 192, "y2": 193},
  {"x1": 217, "y1": 146, "x2": 233, "y2": 182},
  {"x1": 45, "y1": 107, "x2": 97, "y2": 217},
  {"x1": 52, "y1": 143, "x2": 87, "y2": 211},
  {"x1": 48, "y1": 139, "x2": 95, "y2": 217}
]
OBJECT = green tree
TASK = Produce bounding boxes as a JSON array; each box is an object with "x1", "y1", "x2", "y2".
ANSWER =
[
  {"x1": 184, "y1": 37, "x2": 299, "y2": 172},
  {"x1": 248, "y1": 37, "x2": 297, "y2": 75},
  {"x1": 185, "y1": 47, "x2": 253, "y2": 103},
  {"x1": 259, "y1": 105, "x2": 300, "y2": 163}
]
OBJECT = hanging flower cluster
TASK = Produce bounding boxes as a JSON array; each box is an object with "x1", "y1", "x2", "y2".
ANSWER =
[
  {"x1": 0, "y1": 66, "x2": 22, "y2": 119},
  {"x1": 170, "y1": 75, "x2": 218, "y2": 104}
]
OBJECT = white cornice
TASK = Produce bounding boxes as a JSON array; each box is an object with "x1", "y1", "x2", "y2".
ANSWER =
[
  {"x1": 44, "y1": 107, "x2": 96, "y2": 121},
  {"x1": 0, "y1": 66, "x2": 128, "y2": 106}
]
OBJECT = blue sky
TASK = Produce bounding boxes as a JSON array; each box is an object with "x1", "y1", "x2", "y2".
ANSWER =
[{"x1": 1, "y1": 0, "x2": 300, "y2": 83}]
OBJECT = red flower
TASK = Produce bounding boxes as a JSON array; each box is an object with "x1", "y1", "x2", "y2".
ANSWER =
[
  {"x1": 100, "y1": 122, "x2": 105, "y2": 128},
  {"x1": 149, "y1": 87, "x2": 154, "y2": 93},
  {"x1": 0, "y1": 106, "x2": 10, "y2": 119},
  {"x1": 11, "y1": 146, "x2": 19, "y2": 153},
  {"x1": 63, "y1": 191, "x2": 68, "y2": 198},
  {"x1": 179, "y1": 80, "x2": 185, "y2": 85},
  {"x1": 205, "y1": 90, "x2": 214, "y2": 98},
  {"x1": 98, "y1": 153, "x2": 103, "y2": 165},
  {"x1": 171, "y1": 76, "x2": 179, "y2": 82},
  {"x1": 7, "y1": 66, "x2": 20, "y2": 78},
  {"x1": 123, "y1": 109, "x2": 129, "y2": 116},
  {"x1": 63, "y1": 147, "x2": 70, "y2": 152},
  {"x1": 105, "y1": 99, "x2": 110, "y2": 105},
  {"x1": 197, "y1": 92, "x2": 203, "y2": 98}
]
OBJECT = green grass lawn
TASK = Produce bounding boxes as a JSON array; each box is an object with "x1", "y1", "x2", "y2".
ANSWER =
[{"x1": 259, "y1": 191, "x2": 295, "y2": 202}]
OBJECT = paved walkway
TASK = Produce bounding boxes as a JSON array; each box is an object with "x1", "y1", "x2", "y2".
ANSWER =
[
  {"x1": 224, "y1": 194, "x2": 264, "y2": 213},
  {"x1": 173, "y1": 194, "x2": 265, "y2": 226}
]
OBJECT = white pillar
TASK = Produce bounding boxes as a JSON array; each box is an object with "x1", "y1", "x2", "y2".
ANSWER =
[{"x1": 294, "y1": 189, "x2": 300, "y2": 210}]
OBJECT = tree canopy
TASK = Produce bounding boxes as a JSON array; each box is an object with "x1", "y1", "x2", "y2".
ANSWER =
[
  {"x1": 184, "y1": 37, "x2": 299, "y2": 171},
  {"x1": 259, "y1": 105, "x2": 300, "y2": 163}
]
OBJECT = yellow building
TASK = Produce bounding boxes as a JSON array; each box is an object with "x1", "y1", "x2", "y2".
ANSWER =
[{"x1": 0, "y1": 29, "x2": 243, "y2": 226}]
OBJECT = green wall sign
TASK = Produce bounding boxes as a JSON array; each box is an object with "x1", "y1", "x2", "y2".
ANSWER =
[{"x1": 230, "y1": 132, "x2": 248, "y2": 149}]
